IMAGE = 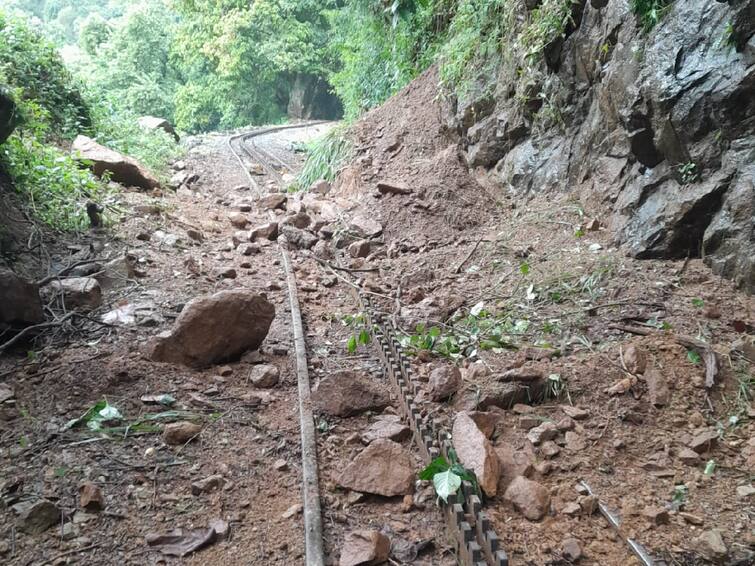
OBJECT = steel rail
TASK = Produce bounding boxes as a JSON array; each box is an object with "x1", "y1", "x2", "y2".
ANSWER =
[{"x1": 227, "y1": 123, "x2": 325, "y2": 566}]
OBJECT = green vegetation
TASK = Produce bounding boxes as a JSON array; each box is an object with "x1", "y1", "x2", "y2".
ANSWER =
[
  {"x1": 631, "y1": 0, "x2": 673, "y2": 31},
  {"x1": 292, "y1": 126, "x2": 352, "y2": 191}
]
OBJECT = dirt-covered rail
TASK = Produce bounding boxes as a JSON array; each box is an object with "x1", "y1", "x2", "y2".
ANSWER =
[{"x1": 228, "y1": 124, "x2": 326, "y2": 566}]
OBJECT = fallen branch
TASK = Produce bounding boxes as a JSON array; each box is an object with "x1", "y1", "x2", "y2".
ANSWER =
[
  {"x1": 453, "y1": 236, "x2": 485, "y2": 274},
  {"x1": 0, "y1": 313, "x2": 75, "y2": 354},
  {"x1": 37, "y1": 258, "x2": 104, "y2": 287},
  {"x1": 609, "y1": 324, "x2": 719, "y2": 388}
]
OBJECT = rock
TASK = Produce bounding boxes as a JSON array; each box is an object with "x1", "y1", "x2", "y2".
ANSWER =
[
  {"x1": 560, "y1": 405, "x2": 589, "y2": 420},
  {"x1": 348, "y1": 240, "x2": 371, "y2": 258},
  {"x1": 0, "y1": 268, "x2": 44, "y2": 325},
  {"x1": 694, "y1": 530, "x2": 727, "y2": 561},
  {"x1": 518, "y1": 415, "x2": 541, "y2": 430},
  {"x1": 377, "y1": 180, "x2": 412, "y2": 195},
  {"x1": 71, "y1": 135, "x2": 160, "y2": 190},
  {"x1": 428, "y1": 365, "x2": 461, "y2": 401},
  {"x1": 562, "y1": 502, "x2": 581, "y2": 516},
  {"x1": 541, "y1": 441, "x2": 560, "y2": 459},
  {"x1": 645, "y1": 368, "x2": 670, "y2": 407},
  {"x1": 79, "y1": 482, "x2": 104, "y2": 511},
  {"x1": 148, "y1": 291, "x2": 275, "y2": 367},
  {"x1": 163, "y1": 421, "x2": 202, "y2": 445},
  {"x1": 0, "y1": 88, "x2": 18, "y2": 143},
  {"x1": 678, "y1": 447, "x2": 701, "y2": 465},
  {"x1": 338, "y1": 439, "x2": 414, "y2": 496},
  {"x1": 564, "y1": 431, "x2": 586, "y2": 452},
  {"x1": 209, "y1": 518, "x2": 229, "y2": 540},
  {"x1": 138, "y1": 116, "x2": 179, "y2": 141},
  {"x1": 736, "y1": 484, "x2": 755, "y2": 498},
  {"x1": 45, "y1": 277, "x2": 102, "y2": 310},
  {"x1": 312, "y1": 371, "x2": 389, "y2": 417},
  {"x1": 579, "y1": 495, "x2": 599, "y2": 515},
  {"x1": 503, "y1": 476, "x2": 550, "y2": 521},
  {"x1": 281, "y1": 504, "x2": 302, "y2": 519},
  {"x1": 250, "y1": 364, "x2": 279, "y2": 388},
  {"x1": 15, "y1": 499, "x2": 60, "y2": 534},
  {"x1": 495, "y1": 442, "x2": 535, "y2": 490},
  {"x1": 689, "y1": 429, "x2": 719, "y2": 453},
  {"x1": 309, "y1": 180, "x2": 331, "y2": 195},
  {"x1": 282, "y1": 225, "x2": 318, "y2": 249},
  {"x1": 680, "y1": 512, "x2": 704, "y2": 526},
  {"x1": 339, "y1": 530, "x2": 390, "y2": 566},
  {"x1": 216, "y1": 267, "x2": 237, "y2": 279},
  {"x1": 273, "y1": 459, "x2": 288, "y2": 471},
  {"x1": 527, "y1": 422, "x2": 558, "y2": 446},
  {"x1": 349, "y1": 214, "x2": 383, "y2": 238},
  {"x1": 562, "y1": 537, "x2": 582, "y2": 561},
  {"x1": 250, "y1": 222, "x2": 279, "y2": 241},
  {"x1": 623, "y1": 344, "x2": 647, "y2": 374},
  {"x1": 362, "y1": 419, "x2": 411, "y2": 443},
  {"x1": 228, "y1": 212, "x2": 249, "y2": 228},
  {"x1": 313, "y1": 240, "x2": 333, "y2": 260},
  {"x1": 467, "y1": 411, "x2": 498, "y2": 438},
  {"x1": 282, "y1": 212, "x2": 311, "y2": 229},
  {"x1": 191, "y1": 475, "x2": 225, "y2": 495},
  {"x1": 238, "y1": 243, "x2": 260, "y2": 256},
  {"x1": 452, "y1": 412, "x2": 500, "y2": 496},
  {"x1": 642, "y1": 505, "x2": 670, "y2": 525},
  {"x1": 258, "y1": 194, "x2": 287, "y2": 210},
  {"x1": 61, "y1": 522, "x2": 77, "y2": 540}
]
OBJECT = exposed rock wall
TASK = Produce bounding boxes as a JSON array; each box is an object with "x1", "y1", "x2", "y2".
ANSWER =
[
  {"x1": 287, "y1": 73, "x2": 343, "y2": 121},
  {"x1": 0, "y1": 88, "x2": 17, "y2": 144},
  {"x1": 457, "y1": 0, "x2": 755, "y2": 291}
]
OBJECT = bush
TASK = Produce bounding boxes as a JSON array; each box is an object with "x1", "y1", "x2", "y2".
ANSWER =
[
  {"x1": 631, "y1": 0, "x2": 673, "y2": 31},
  {"x1": 292, "y1": 126, "x2": 352, "y2": 191}
]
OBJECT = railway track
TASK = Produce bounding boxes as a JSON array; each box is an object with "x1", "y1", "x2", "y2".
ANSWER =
[
  {"x1": 227, "y1": 123, "x2": 510, "y2": 566},
  {"x1": 227, "y1": 123, "x2": 659, "y2": 566}
]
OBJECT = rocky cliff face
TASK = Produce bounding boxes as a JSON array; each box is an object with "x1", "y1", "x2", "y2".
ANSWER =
[
  {"x1": 457, "y1": 0, "x2": 754, "y2": 291},
  {"x1": 0, "y1": 88, "x2": 17, "y2": 144}
]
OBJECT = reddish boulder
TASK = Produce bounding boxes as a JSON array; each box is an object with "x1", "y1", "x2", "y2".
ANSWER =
[{"x1": 72, "y1": 135, "x2": 160, "y2": 190}]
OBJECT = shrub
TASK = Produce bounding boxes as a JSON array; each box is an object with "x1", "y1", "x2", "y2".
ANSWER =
[
  {"x1": 631, "y1": 0, "x2": 673, "y2": 31},
  {"x1": 292, "y1": 126, "x2": 352, "y2": 191}
]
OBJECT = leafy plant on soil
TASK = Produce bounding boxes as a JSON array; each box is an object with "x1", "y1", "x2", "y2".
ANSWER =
[
  {"x1": 291, "y1": 126, "x2": 352, "y2": 192},
  {"x1": 340, "y1": 312, "x2": 373, "y2": 353},
  {"x1": 65, "y1": 399, "x2": 199, "y2": 437},
  {"x1": 418, "y1": 449, "x2": 478, "y2": 503}
]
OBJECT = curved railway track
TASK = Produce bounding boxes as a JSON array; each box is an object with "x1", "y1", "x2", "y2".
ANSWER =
[{"x1": 226, "y1": 124, "x2": 653, "y2": 566}]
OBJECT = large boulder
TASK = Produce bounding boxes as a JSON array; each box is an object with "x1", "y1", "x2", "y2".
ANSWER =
[
  {"x1": 0, "y1": 268, "x2": 44, "y2": 326},
  {"x1": 452, "y1": 412, "x2": 500, "y2": 496},
  {"x1": 0, "y1": 88, "x2": 18, "y2": 144},
  {"x1": 312, "y1": 371, "x2": 390, "y2": 417},
  {"x1": 338, "y1": 439, "x2": 414, "y2": 497},
  {"x1": 148, "y1": 291, "x2": 275, "y2": 367},
  {"x1": 43, "y1": 277, "x2": 102, "y2": 310},
  {"x1": 138, "y1": 116, "x2": 179, "y2": 142},
  {"x1": 71, "y1": 135, "x2": 160, "y2": 191}
]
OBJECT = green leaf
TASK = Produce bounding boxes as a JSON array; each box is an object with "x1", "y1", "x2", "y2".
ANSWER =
[
  {"x1": 428, "y1": 326, "x2": 441, "y2": 338},
  {"x1": 432, "y1": 470, "x2": 461, "y2": 502},
  {"x1": 519, "y1": 262, "x2": 530, "y2": 275},
  {"x1": 358, "y1": 329, "x2": 370, "y2": 346},
  {"x1": 691, "y1": 298, "x2": 704, "y2": 308},
  {"x1": 347, "y1": 335, "x2": 357, "y2": 353},
  {"x1": 418, "y1": 456, "x2": 449, "y2": 480},
  {"x1": 687, "y1": 350, "x2": 702, "y2": 365}
]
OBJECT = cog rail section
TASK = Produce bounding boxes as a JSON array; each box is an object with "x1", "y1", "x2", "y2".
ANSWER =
[
  {"x1": 227, "y1": 124, "x2": 325, "y2": 566},
  {"x1": 351, "y1": 288, "x2": 509, "y2": 566}
]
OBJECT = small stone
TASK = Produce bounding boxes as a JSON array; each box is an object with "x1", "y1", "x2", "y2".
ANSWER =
[
  {"x1": 562, "y1": 537, "x2": 582, "y2": 561},
  {"x1": 15, "y1": 499, "x2": 60, "y2": 534},
  {"x1": 693, "y1": 530, "x2": 727, "y2": 561},
  {"x1": 191, "y1": 475, "x2": 225, "y2": 495},
  {"x1": 282, "y1": 504, "x2": 302, "y2": 519},
  {"x1": 565, "y1": 431, "x2": 586, "y2": 452},
  {"x1": 688, "y1": 411, "x2": 706, "y2": 427},
  {"x1": 362, "y1": 419, "x2": 411, "y2": 443},
  {"x1": 79, "y1": 482, "x2": 104, "y2": 511},
  {"x1": 218, "y1": 365, "x2": 233, "y2": 376},
  {"x1": 560, "y1": 405, "x2": 589, "y2": 420},
  {"x1": 519, "y1": 415, "x2": 542, "y2": 430},
  {"x1": 401, "y1": 494, "x2": 414, "y2": 513},
  {"x1": 642, "y1": 506, "x2": 670, "y2": 526},
  {"x1": 258, "y1": 194, "x2": 287, "y2": 211},
  {"x1": 250, "y1": 364, "x2": 280, "y2": 388},
  {"x1": 274, "y1": 459, "x2": 288, "y2": 471},
  {"x1": 61, "y1": 522, "x2": 77, "y2": 540},
  {"x1": 680, "y1": 512, "x2": 704, "y2": 526},
  {"x1": 163, "y1": 421, "x2": 202, "y2": 445},
  {"x1": 562, "y1": 502, "x2": 581, "y2": 516},
  {"x1": 689, "y1": 430, "x2": 719, "y2": 453},
  {"x1": 736, "y1": 484, "x2": 755, "y2": 498},
  {"x1": 645, "y1": 368, "x2": 670, "y2": 407},
  {"x1": 228, "y1": 212, "x2": 249, "y2": 228},
  {"x1": 428, "y1": 365, "x2": 462, "y2": 401},
  {"x1": 217, "y1": 267, "x2": 237, "y2": 279},
  {"x1": 338, "y1": 440, "x2": 414, "y2": 497},
  {"x1": 349, "y1": 214, "x2": 383, "y2": 238},
  {"x1": 578, "y1": 495, "x2": 599, "y2": 515},
  {"x1": 527, "y1": 422, "x2": 558, "y2": 445},
  {"x1": 503, "y1": 476, "x2": 550, "y2": 521},
  {"x1": 339, "y1": 530, "x2": 390, "y2": 566},
  {"x1": 239, "y1": 243, "x2": 260, "y2": 256},
  {"x1": 512, "y1": 403, "x2": 535, "y2": 415},
  {"x1": 210, "y1": 518, "x2": 230, "y2": 540},
  {"x1": 541, "y1": 441, "x2": 561, "y2": 459},
  {"x1": 250, "y1": 222, "x2": 279, "y2": 241},
  {"x1": 623, "y1": 344, "x2": 647, "y2": 374},
  {"x1": 348, "y1": 240, "x2": 371, "y2": 258},
  {"x1": 377, "y1": 180, "x2": 412, "y2": 195},
  {"x1": 678, "y1": 448, "x2": 701, "y2": 465}
]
